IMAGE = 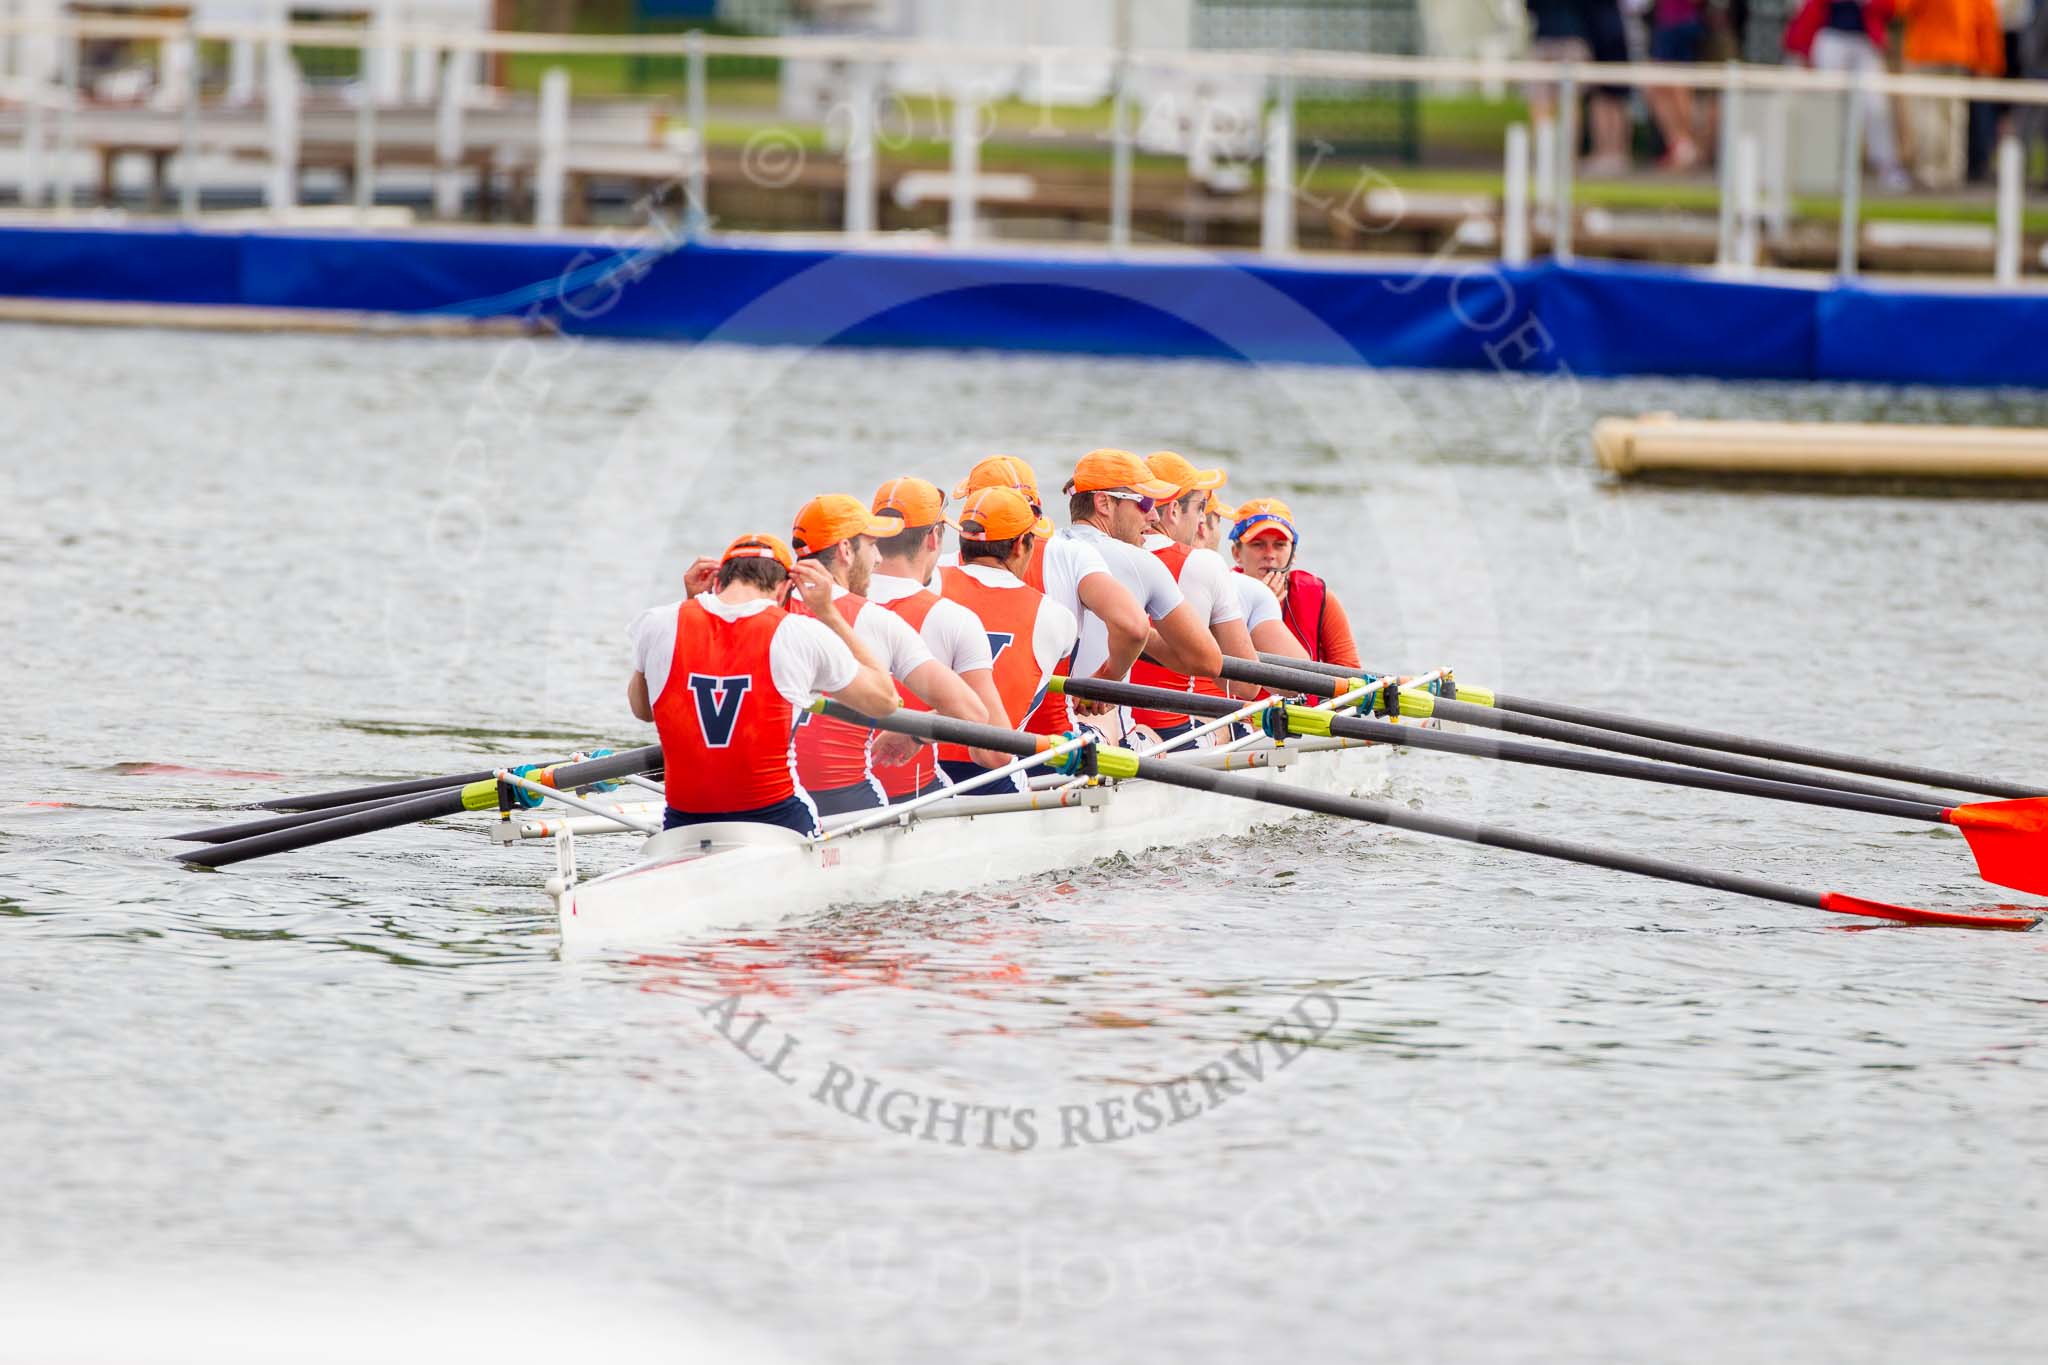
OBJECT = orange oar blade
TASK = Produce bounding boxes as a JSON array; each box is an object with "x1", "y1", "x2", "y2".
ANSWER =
[
  {"x1": 1945, "y1": 798, "x2": 2048, "y2": 896},
  {"x1": 1818, "y1": 891, "x2": 2039, "y2": 932}
]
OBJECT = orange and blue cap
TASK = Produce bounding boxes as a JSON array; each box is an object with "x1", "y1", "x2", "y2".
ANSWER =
[{"x1": 1229, "y1": 496, "x2": 1298, "y2": 545}]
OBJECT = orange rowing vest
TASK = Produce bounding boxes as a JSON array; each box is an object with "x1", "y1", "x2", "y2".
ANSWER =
[
  {"x1": 1129, "y1": 542, "x2": 1197, "y2": 730},
  {"x1": 1019, "y1": 537, "x2": 1073, "y2": 735},
  {"x1": 790, "y1": 594, "x2": 874, "y2": 794},
  {"x1": 874, "y1": 588, "x2": 943, "y2": 800},
  {"x1": 938, "y1": 565, "x2": 1048, "y2": 765},
  {"x1": 652, "y1": 599, "x2": 798, "y2": 814}
]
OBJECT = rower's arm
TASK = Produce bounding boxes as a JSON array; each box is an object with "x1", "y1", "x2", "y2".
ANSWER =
[
  {"x1": 627, "y1": 671, "x2": 653, "y2": 722},
  {"x1": 1250, "y1": 618, "x2": 1309, "y2": 662},
  {"x1": 1146, "y1": 602, "x2": 1224, "y2": 680},
  {"x1": 1320, "y1": 590, "x2": 1361, "y2": 670},
  {"x1": 903, "y1": 659, "x2": 984, "y2": 725},
  {"x1": 938, "y1": 666, "x2": 1012, "y2": 770},
  {"x1": 1210, "y1": 618, "x2": 1263, "y2": 700},
  {"x1": 1077, "y1": 571, "x2": 1147, "y2": 680},
  {"x1": 906, "y1": 659, "x2": 1008, "y2": 769},
  {"x1": 813, "y1": 604, "x2": 899, "y2": 718}
]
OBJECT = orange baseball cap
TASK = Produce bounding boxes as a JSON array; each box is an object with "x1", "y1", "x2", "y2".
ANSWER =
[
  {"x1": 1066, "y1": 448, "x2": 1179, "y2": 499},
  {"x1": 1145, "y1": 450, "x2": 1227, "y2": 497},
  {"x1": 719, "y1": 531, "x2": 796, "y2": 569},
  {"x1": 952, "y1": 455, "x2": 1053, "y2": 536},
  {"x1": 1205, "y1": 491, "x2": 1235, "y2": 520},
  {"x1": 1229, "y1": 496, "x2": 1297, "y2": 545},
  {"x1": 872, "y1": 476, "x2": 947, "y2": 530},
  {"x1": 791, "y1": 493, "x2": 902, "y2": 556},
  {"x1": 954, "y1": 486, "x2": 1043, "y2": 542}
]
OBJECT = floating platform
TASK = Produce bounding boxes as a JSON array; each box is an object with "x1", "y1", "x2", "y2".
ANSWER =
[{"x1": 1594, "y1": 414, "x2": 2048, "y2": 484}]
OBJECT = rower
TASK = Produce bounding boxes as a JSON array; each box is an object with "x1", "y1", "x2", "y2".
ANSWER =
[
  {"x1": 935, "y1": 487, "x2": 1079, "y2": 785},
  {"x1": 1192, "y1": 493, "x2": 1308, "y2": 662},
  {"x1": 788, "y1": 493, "x2": 988, "y2": 817},
  {"x1": 950, "y1": 454, "x2": 1148, "y2": 734},
  {"x1": 1228, "y1": 497, "x2": 1360, "y2": 669},
  {"x1": 627, "y1": 533, "x2": 897, "y2": 837},
  {"x1": 1060, "y1": 448, "x2": 1222, "y2": 738},
  {"x1": 866, "y1": 476, "x2": 1012, "y2": 800},
  {"x1": 1129, "y1": 450, "x2": 1260, "y2": 742}
]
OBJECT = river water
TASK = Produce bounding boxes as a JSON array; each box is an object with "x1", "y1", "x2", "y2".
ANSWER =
[{"x1": 4, "y1": 319, "x2": 2046, "y2": 1362}]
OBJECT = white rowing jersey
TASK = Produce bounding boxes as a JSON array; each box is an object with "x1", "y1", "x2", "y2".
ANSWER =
[
  {"x1": 1062, "y1": 522, "x2": 1184, "y2": 679},
  {"x1": 939, "y1": 532, "x2": 1110, "y2": 641},
  {"x1": 628, "y1": 595, "x2": 857, "y2": 706},
  {"x1": 829, "y1": 583, "x2": 934, "y2": 684},
  {"x1": 1143, "y1": 533, "x2": 1245, "y2": 629},
  {"x1": 866, "y1": 572, "x2": 995, "y2": 676},
  {"x1": 1230, "y1": 569, "x2": 1284, "y2": 631}
]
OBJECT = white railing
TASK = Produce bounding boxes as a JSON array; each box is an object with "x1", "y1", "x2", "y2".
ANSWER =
[{"x1": 0, "y1": 14, "x2": 2040, "y2": 283}]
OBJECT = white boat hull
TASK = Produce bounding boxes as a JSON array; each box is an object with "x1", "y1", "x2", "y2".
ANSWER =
[{"x1": 555, "y1": 738, "x2": 1391, "y2": 949}]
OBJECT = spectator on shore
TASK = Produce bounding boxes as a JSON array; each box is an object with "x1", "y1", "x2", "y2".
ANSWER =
[
  {"x1": 1524, "y1": 2, "x2": 1593, "y2": 138},
  {"x1": 1586, "y1": 0, "x2": 1636, "y2": 175},
  {"x1": 1524, "y1": 2, "x2": 1636, "y2": 175},
  {"x1": 1787, "y1": 1, "x2": 1910, "y2": 190},
  {"x1": 1967, "y1": 0, "x2": 2034, "y2": 181},
  {"x1": 1897, "y1": 0, "x2": 2005, "y2": 190},
  {"x1": 1646, "y1": 0, "x2": 1707, "y2": 169}
]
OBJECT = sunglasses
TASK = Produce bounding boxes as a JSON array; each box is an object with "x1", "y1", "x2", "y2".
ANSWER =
[{"x1": 1101, "y1": 489, "x2": 1158, "y2": 513}]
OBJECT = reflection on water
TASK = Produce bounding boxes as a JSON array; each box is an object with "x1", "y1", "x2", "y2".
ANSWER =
[{"x1": 3, "y1": 322, "x2": 2046, "y2": 1363}]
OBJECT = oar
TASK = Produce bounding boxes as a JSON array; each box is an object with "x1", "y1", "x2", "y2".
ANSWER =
[
  {"x1": 1059, "y1": 675, "x2": 2048, "y2": 896},
  {"x1": 1257, "y1": 652, "x2": 2044, "y2": 801},
  {"x1": 174, "y1": 785, "x2": 470, "y2": 843},
  {"x1": 813, "y1": 701, "x2": 2035, "y2": 932},
  {"x1": 1216, "y1": 656, "x2": 1969, "y2": 809},
  {"x1": 175, "y1": 745, "x2": 663, "y2": 870},
  {"x1": 255, "y1": 767, "x2": 547, "y2": 814}
]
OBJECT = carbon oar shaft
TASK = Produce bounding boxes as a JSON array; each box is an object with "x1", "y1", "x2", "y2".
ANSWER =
[
  {"x1": 1055, "y1": 676, "x2": 1948, "y2": 825},
  {"x1": 1254, "y1": 652, "x2": 2042, "y2": 802},
  {"x1": 814, "y1": 701, "x2": 2034, "y2": 931},
  {"x1": 1218, "y1": 657, "x2": 1963, "y2": 809},
  {"x1": 176, "y1": 785, "x2": 468, "y2": 842},
  {"x1": 257, "y1": 770, "x2": 509, "y2": 813},
  {"x1": 177, "y1": 745, "x2": 663, "y2": 869}
]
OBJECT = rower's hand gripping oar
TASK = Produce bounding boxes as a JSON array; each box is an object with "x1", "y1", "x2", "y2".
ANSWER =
[
  {"x1": 173, "y1": 745, "x2": 663, "y2": 869},
  {"x1": 1057, "y1": 673, "x2": 2048, "y2": 898},
  {"x1": 1255, "y1": 651, "x2": 2044, "y2": 802},
  {"x1": 812, "y1": 700, "x2": 2036, "y2": 932}
]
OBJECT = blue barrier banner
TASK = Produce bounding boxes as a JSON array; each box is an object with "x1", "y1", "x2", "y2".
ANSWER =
[{"x1": 0, "y1": 224, "x2": 2038, "y2": 388}]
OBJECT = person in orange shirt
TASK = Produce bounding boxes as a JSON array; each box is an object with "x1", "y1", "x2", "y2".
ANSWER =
[
  {"x1": 1897, "y1": 0, "x2": 2006, "y2": 188},
  {"x1": 1227, "y1": 498, "x2": 1361, "y2": 669}
]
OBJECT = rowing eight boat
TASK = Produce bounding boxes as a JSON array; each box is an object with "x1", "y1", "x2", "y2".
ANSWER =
[{"x1": 514, "y1": 735, "x2": 1390, "y2": 949}]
